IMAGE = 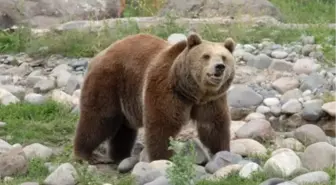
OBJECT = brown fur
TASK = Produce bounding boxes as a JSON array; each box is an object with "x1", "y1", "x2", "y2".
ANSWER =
[{"x1": 73, "y1": 33, "x2": 236, "y2": 164}]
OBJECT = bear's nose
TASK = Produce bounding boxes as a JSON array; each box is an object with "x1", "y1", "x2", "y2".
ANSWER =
[
  {"x1": 215, "y1": 63, "x2": 225, "y2": 72},
  {"x1": 213, "y1": 63, "x2": 225, "y2": 77}
]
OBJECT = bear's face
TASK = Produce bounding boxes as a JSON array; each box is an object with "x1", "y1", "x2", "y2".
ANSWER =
[{"x1": 185, "y1": 33, "x2": 236, "y2": 92}]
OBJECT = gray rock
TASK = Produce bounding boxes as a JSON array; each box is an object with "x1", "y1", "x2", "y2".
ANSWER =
[
  {"x1": 301, "y1": 99, "x2": 324, "y2": 121},
  {"x1": 228, "y1": 85, "x2": 263, "y2": 108},
  {"x1": 293, "y1": 124, "x2": 328, "y2": 146},
  {"x1": 301, "y1": 142, "x2": 336, "y2": 171},
  {"x1": 239, "y1": 162, "x2": 262, "y2": 179},
  {"x1": 0, "y1": 146, "x2": 28, "y2": 178},
  {"x1": 23, "y1": 143, "x2": 53, "y2": 160},
  {"x1": 131, "y1": 162, "x2": 162, "y2": 185},
  {"x1": 43, "y1": 163, "x2": 78, "y2": 185},
  {"x1": 230, "y1": 139, "x2": 267, "y2": 156},
  {"x1": 0, "y1": 139, "x2": 12, "y2": 154},
  {"x1": 259, "y1": 178, "x2": 286, "y2": 185},
  {"x1": 270, "y1": 105, "x2": 281, "y2": 117},
  {"x1": 263, "y1": 149, "x2": 302, "y2": 178},
  {"x1": 291, "y1": 171, "x2": 330, "y2": 185},
  {"x1": 118, "y1": 156, "x2": 139, "y2": 173},
  {"x1": 256, "y1": 105, "x2": 271, "y2": 114},
  {"x1": 26, "y1": 75, "x2": 48, "y2": 88},
  {"x1": 299, "y1": 73, "x2": 326, "y2": 92},
  {"x1": 269, "y1": 59, "x2": 293, "y2": 72},
  {"x1": 280, "y1": 88, "x2": 302, "y2": 103},
  {"x1": 33, "y1": 79, "x2": 56, "y2": 93},
  {"x1": 301, "y1": 36, "x2": 315, "y2": 45},
  {"x1": 253, "y1": 54, "x2": 272, "y2": 69},
  {"x1": 56, "y1": 70, "x2": 72, "y2": 88},
  {"x1": 235, "y1": 119, "x2": 275, "y2": 141},
  {"x1": 272, "y1": 77, "x2": 299, "y2": 94},
  {"x1": 144, "y1": 176, "x2": 170, "y2": 185},
  {"x1": 281, "y1": 99, "x2": 303, "y2": 114},
  {"x1": 205, "y1": 151, "x2": 243, "y2": 174},
  {"x1": 0, "y1": 88, "x2": 20, "y2": 105},
  {"x1": 64, "y1": 75, "x2": 82, "y2": 95},
  {"x1": 158, "y1": 0, "x2": 284, "y2": 20},
  {"x1": 322, "y1": 101, "x2": 336, "y2": 117},
  {"x1": 0, "y1": 85, "x2": 25, "y2": 100},
  {"x1": 301, "y1": 44, "x2": 315, "y2": 56},
  {"x1": 271, "y1": 50, "x2": 288, "y2": 59},
  {"x1": 293, "y1": 58, "x2": 315, "y2": 75},
  {"x1": 277, "y1": 182, "x2": 298, "y2": 185},
  {"x1": 24, "y1": 93, "x2": 46, "y2": 105},
  {"x1": 263, "y1": 97, "x2": 280, "y2": 107}
]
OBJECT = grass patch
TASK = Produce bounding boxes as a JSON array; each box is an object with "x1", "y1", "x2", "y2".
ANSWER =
[
  {"x1": 0, "y1": 100, "x2": 78, "y2": 146},
  {"x1": 0, "y1": 18, "x2": 335, "y2": 66},
  {"x1": 269, "y1": 0, "x2": 335, "y2": 24}
]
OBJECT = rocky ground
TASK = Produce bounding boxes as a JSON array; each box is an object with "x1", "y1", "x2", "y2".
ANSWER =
[{"x1": 0, "y1": 33, "x2": 335, "y2": 185}]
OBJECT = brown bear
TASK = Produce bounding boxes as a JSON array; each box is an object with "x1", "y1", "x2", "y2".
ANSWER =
[{"x1": 73, "y1": 32, "x2": 236, "y2": 165}]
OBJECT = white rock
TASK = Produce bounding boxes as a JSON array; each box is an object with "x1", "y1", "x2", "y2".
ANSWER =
[
  {"x1": 321, "y1": 101, "x2": 335, "y2": 116},
  {"x1": 291, "y1": 171, "x2": 330, "y2": 185},
  {"x1": 56, "y1": 70, "x2": 72, "y2": 88},
  {"x1": 43, "y1": 163, "x2": 78, "y2": 185},
  {"x1": 245, "y1": 112, "x2": 265, "y2": 121},
  {"x1": 239, "y1": 162, "x2": 262, "y2": 179},
  {"x1": 230, "y1": 139, "x2": 267, "y2": 156},
  {"x1": 0, "y1": 139, "x2": 13, "y2": 154},
  {"x1": 24, "y1": 93, "x2": 46, "y2": 105},
  {"x1": 149, "y1": 160, "x2": 173, "y2": 176},
  {"x1": 212, "y1": 164, "x2": 243, "y2": 179},
  {"x1": 230, "y1": 121, "x2": 246, "y2": 139},
  {"x1": 264, "y1": 148, "x2": 302, "y2": 178},
  {"x1": 50, "y1": 89, "x2": 74, "y2": 106},
  {"x1": 263, "y1": 98, "x2": 280, "y2": 107},
  {"x1": 281, "y1": 99, "x2": 303, "y2": 114},
  {"x1": 23, "y1": 143, "x2": 53, "y2": 160},
  {"x1": 293, "y1": 58, "x2": 315, "y2": 75},
  {"x1": 0, "y1": 88, "x2": 20, "y2": 105},
  {"x1": 0, "y1": 121, "x2": 6, "y2": 128},
  {"x1": 256, "y1": 105, "x2": 271, "y2": 114}
]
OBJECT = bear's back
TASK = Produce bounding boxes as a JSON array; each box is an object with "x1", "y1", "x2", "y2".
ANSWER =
[{"x1": 91, "y1": 34, "x2": 171, "y2": 128}]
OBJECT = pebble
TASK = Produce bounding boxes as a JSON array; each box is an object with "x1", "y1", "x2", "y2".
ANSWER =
[
  {"x1": 269, "y1": 59, "x2": 293, "y2": 72},
  {"x1": 245, "y1": 112, "x2": 265, "y2": 121},
  {"x1": 43, "y1": 163, "x2": 78, "y2": 185},
  {"x1": 293, "y1": 124, "x2": 328, "y2": 146},
  {"x1": 263, "y1": 97, "x2": 280, "y2": 107},
  {"x1": 301, "y1": 99, "x2": 324, "y2": 121},
  {"x1": 228, "y1": 85, "x2": 263, "y2": 108},
  {"x1": 321, "y1": 101, "x2": 336, "y2": 116},
  {"x1": 271, "y1": 50, "x2": 288, "y2": 59},
  {"x1": 263, "y1": 148, "x2": 302, "y2": 178},
  {"x1": 230, "y1": 139, "x2": 267, "y2": 156},
  {"x1": 23, "y1": 143, "x2": 53, "y2": 160},
  {"x1": 281, "y1": 99, "x2": 303, "y2": 114},
  {"x1": 293, "y1": 58, "x2": 315, "y2": 75},
  {"x1": 238, "y1": 162, "x2": 262, "y2": 179},
  {"x1": 301, "y1": 142, "x2": 336, "y2": 171},
  {"x1": 235, "y1": 119, "x2": 275, "y2": 141},
  {"x1": 291, "y1": 171, "x2": 330, "y2": 185},
  {"x1": 205, "y1": 151, "x2": 243, "y2": 174},
  {"x1": 272, "y1": 77, "x2": 300, "y2": 94}
]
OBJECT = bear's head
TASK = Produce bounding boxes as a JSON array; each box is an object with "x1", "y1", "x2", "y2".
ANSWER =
[{"x1": 171, "y1": 32, "x2": 236, "y2": 104}]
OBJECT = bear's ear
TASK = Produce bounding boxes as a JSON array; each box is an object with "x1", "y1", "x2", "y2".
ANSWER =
[
  {"x1": 187, "y1": 32, "x2": 202, "y2": 49},
  {"x1": 223, "y1": 37, "x2": 236, "y2": 53}
]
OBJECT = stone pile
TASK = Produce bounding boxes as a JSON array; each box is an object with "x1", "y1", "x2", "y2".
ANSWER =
[{"x1": 0, "y1": 33, "x2": 335, "y2": 184}]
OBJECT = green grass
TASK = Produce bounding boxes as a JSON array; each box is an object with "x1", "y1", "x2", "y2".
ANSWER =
[
  {"x1": 0, "y1": 100, "x2": 77, "y2": 146},
  {"x1": 269, "y1": 0, "x2": 335, "y2": 24},
  {"x1": 0, "y1": 101, "x2": 335, "y2": 185}
]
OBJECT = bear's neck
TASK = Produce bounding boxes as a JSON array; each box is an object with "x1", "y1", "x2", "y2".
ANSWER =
[{"x1": 169, "y1": 52, "x2": 202, "y2": 105}]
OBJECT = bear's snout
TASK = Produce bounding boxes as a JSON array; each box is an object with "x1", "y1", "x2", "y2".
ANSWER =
[{"x1": 214, "y1": 63, "x2": 225, "y2": 77}]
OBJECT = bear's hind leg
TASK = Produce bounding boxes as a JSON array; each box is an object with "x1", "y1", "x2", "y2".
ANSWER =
[
  {"x1": 108, "y1": 115, "x2": 138, "y2": 163},
  {"x1": 73, "y1": 68, "x2": 122, "y2": 165},
  {"x1": 74, "y1": 114, "x2": 123, "y2": 164}
]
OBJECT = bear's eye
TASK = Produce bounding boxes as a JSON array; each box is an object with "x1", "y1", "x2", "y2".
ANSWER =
[
  {"x1": 202, "y1": 54, "x2": 210, "y2": 60},
  {"x1": 222, "y1": 56, "x2": 226, "y2": 61}
]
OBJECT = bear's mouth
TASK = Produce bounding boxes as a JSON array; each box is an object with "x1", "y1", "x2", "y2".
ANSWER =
[{"x1": 206, "y1": 73, "x2": 223, "y2": 85}]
